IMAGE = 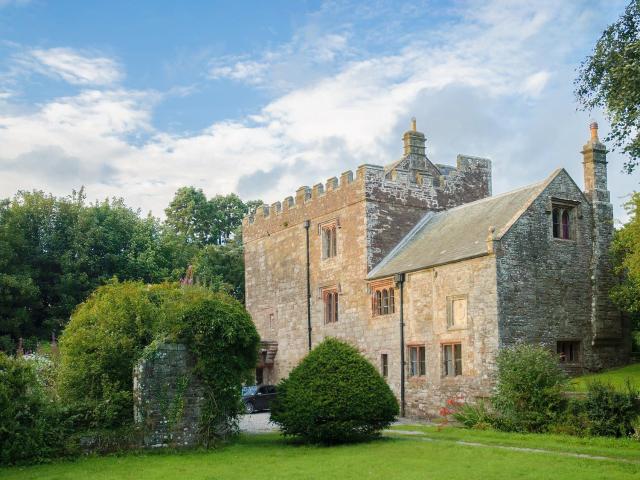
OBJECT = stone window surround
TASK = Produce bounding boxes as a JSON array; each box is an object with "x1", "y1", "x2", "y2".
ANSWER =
[
  {"x1": 441, "y1": 342, "x2": 463, "y2": 378},
  {"x1": 322, "y1": 285, "x2": 339, "y2": 324},
  {"x1": 557, "y1": 339, "x2": 581, "y2": 364},
  {"x1": 407, "y1": 342, "x2": 426, "y2": 378},
  {"x1": 547, "y1": 197, "x2": 581, "y2": 242},
  {"x1": 380, "y1": 352, "x2": 389, "y2": 378},
  {"x1": 370, "y1": 279, "x2": 396, "y2": 317},
  {"x1": 446, "y1": 294, "x2": 468, "y2": 330},
  {"x1": 318, "y1": 218, "x2": 340, "y2": 260}
]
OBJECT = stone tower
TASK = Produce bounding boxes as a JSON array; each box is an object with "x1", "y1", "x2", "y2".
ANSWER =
[{"x1": 582, "y1": 122, "x2": 622, "y2": 348}]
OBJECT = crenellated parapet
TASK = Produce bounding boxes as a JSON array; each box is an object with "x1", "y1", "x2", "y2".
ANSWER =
[
  {"x1": 243, "y1": 118, "x2": 492, "y2": 246},
  {"x1": 242, "y1": 167, "x2": 362, "y2": 243},
  {"x1": 243, "y1": 153, "x2": 492, "y2": 246}
]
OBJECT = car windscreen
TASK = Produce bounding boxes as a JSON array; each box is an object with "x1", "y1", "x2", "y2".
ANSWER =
[{"x1": 242, "y1": 386, "x2": 258, "y2": 396}]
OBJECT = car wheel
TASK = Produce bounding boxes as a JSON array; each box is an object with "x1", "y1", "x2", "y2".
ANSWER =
[{"x1": 244, "y1": 401, "x2": 255, "y2": 414}]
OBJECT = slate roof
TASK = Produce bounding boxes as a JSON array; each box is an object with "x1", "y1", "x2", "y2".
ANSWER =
[{"x1": 367, "y1": 171, "x2": 561, "y2": 280}]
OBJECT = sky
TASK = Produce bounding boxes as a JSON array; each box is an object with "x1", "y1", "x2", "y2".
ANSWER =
[{"x1": 0, "y1": 0, "x2": 638, "y2": 223}]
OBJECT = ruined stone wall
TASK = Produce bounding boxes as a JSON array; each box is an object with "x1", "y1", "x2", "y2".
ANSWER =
[
  {"x1": 402, "y1": 256, "x2": 499, "y2": 417},
  {"x1": 133, "y1": 343, "x2": 204, "y2": 448},
  {"x1": 495, "y1": 171, "x2": 629, "y2": 374}
]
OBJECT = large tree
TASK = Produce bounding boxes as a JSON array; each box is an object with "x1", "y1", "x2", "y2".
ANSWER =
[
  {"x1": 611, "y1": 193, "x2": 640, "y2": 326},
  {"x1": 575, "y1": 0, "x2": 640, "y2": 173},
  {"x1": 0, "y1": 190, "x2": 175, "y2": 345}
]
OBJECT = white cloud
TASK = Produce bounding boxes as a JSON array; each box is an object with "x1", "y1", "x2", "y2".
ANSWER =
[
  {"x1": 0, "y1": 0, "x2": 637, "y2": 222},
  {"x1": 19, "y1": 47, "x2": 123, "y2": 86},
  {"x1": 209, "y1": 59, "x2": 269, "y2": 85}
]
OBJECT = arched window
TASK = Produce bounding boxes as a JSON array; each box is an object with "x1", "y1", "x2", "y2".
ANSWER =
[
  {"x1": 552, "y1": 208, "x2": 560, "y2": 238},
  {"x1": 321, "y1": 224, "x2": 337, "y2": 258},
  {"x1": 371, "y1": 284, "x2": 395, "y2": 316},
  {"x1": 382, "y1": 289, "x2": 389, "y2": 314},
  {"x1": 375, "y1": 290, "x2": 382, "y2": 315},
  {"x1": 562, "y1": 209, "x2": 570, "y2": 239},
  {"x1": 552, "y1": 205, "x2": 574, "y2": 240},
  {"x1": 324, "y1": 289, "x2": 339, "y2": 323}
]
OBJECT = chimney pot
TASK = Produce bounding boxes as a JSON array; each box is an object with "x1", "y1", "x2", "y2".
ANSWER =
[{"x1": 590, "y1": 121, "x2": 599, "y2": 142}]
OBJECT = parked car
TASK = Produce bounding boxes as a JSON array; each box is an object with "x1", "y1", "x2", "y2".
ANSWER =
[{"x1": 242, "y1": 384, "x2": 277, "y2": 414}]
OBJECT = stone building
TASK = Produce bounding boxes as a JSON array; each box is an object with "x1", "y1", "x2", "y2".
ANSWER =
[{"x1": 242, "y1": 120, "x2": 630, "y2": 417}]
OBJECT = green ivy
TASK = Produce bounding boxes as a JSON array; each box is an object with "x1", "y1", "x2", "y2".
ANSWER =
[{"x1": 57, "y1": 280, "x2": 259, "y2": 444}]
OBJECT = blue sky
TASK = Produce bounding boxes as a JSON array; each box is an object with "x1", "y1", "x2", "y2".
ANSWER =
[{"x1": 0, "y1": 0, "x2": 637, "y2": 221}]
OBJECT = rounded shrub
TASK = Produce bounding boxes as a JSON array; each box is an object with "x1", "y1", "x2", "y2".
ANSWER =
[
  {"x1": 270, "y1": 338, "x2": 398, "y2": 444},
  {"x1": 492, "y1": 344, "x2": 568, "y2": 432}
]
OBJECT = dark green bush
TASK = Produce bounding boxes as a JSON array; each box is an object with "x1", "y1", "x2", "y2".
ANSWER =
[
  {"x1": 0, "y1": 353, "x2": 68, "y2": 464},
  {"x1": 270, "y1": 338, "x2": 398, "y2": 444},
  {"x1": 583, "y1": 381, "x2": 640, "y2": 437},
  {"x1": 57, "y1": 280, "x2": 259, "y2": 441},
  {"x1": 492, "y1": 344, "x2": 568, "y2": 433}
]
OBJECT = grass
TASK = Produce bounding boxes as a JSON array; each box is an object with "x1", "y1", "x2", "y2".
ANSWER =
[
  {"x1": 388, "y1": 424, "x2": 640, "y2": 461},
  {"x1": 1, "y1": 429, "x2": 639, "y2": 480},
  {"x1": 570, "y1": 363, "x2": 640, "y2": 392}
]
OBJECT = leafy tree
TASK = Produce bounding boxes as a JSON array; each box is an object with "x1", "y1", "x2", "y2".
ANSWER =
[
  {"x1": 271, "y1": 338, "x2": 398, "y2": 444},
  {"x1": 575, "y1": 0, "x2": 640, "y2": 173},
  {"x1": 209, "y1": 193, "x2": 248, "y2": 245},
  {"x1": 0, "y1": 190, "x2": 178, "y2": 344},
  {"x1": 192, "y1": 240, "x2": 245, "y2": 301},
  {"x1": 164, "y1": 187, "x2": 214, "y2": 245},
  {"x1": 611, "y1": 192, "x2": 640, "y2": 332}
]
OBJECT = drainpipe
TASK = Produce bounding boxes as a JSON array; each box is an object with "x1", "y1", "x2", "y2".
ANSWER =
[
  {"x1": 304, "y1": 220, "x2": 312, "y2": 351},
  {"x1": 395, "y1": 272, "x2": 406, "y2": 417}
]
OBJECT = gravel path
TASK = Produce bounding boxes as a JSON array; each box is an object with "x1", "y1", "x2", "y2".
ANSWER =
[{"x1": 239, "y1": 412, "x2": 279, "y2": 433}]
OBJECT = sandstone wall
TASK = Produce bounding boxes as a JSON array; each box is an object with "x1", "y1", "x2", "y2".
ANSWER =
[
  {"x1": 243, "y1": 157, "x2": 493, "y2": 418},
  {"x1": 401, "y1": 256, "x2": 499, "y2": 417}
]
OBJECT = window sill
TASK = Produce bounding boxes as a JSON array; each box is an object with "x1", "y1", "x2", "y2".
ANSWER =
[
  {"x1": 446, "y1": 326, "x2": 467, "y2": 332},
  {"x1": 551, "y1": 237, "x2": 576, "y2": 243}
]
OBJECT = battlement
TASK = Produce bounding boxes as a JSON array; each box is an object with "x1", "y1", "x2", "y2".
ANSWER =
[
  {"x1": 246, "y1": 168, "x2": 358, "y2": 223},
  {"x1": 243, "y1": 119, "x2": 492, "y2": 243},
  {"x1": 243, "y1": 154, "x2": 491, "y2": 242}
]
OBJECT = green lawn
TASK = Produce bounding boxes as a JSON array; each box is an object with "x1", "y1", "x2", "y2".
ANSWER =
[
  {"x1": 570, "y1": 363, "x2": 640, "y2": 392},
  {"x1": 1, "y1": 429, "x2": 639, "y2": 480}
]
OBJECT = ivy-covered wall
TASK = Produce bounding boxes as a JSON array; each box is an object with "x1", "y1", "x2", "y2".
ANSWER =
[{"x1": 133, "y1": 343, "x2": 204, "y2": 448}]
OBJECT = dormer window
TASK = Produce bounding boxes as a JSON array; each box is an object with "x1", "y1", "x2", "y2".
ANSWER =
[
  {"x1": 321, "y1": 222, "x2": 337, "y2": 259},
  {"x1": 552, "y1": 205, "x2": 574, "y2": 240}
]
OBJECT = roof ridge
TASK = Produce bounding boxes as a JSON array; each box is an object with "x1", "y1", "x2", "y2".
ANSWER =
[{"x1": 437, "y1": 180, "x2": 545, "y2": 215}]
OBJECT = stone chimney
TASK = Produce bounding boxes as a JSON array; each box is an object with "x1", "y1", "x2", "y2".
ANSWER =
[
  {"x1": 399, "y1": 118, "x2": 440, "y2": 178},
  {"x1": 581, "y1": 122, "x2": 621, "y2": 347},
  {"x1": 403, "y1": 117, "x2": 426, "y2": 157},
  {"x1": 582, "y1": 122, "x2": 609, "y2": 201}
]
